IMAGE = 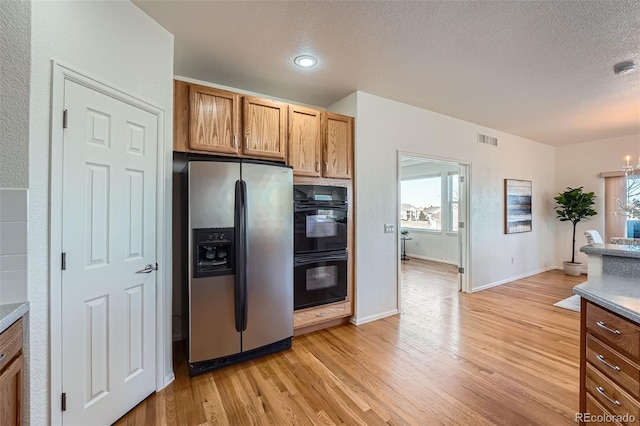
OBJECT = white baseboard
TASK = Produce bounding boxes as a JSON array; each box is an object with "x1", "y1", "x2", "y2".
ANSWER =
[
  {"x1": 471, "y1": 266, "x2": 558, "y2": 293},
  {"x1": 403, "y1": 253, "x2": 458, "y2": 265},
  {"x1": 350, "y1": 309, "x2": 399, "y2": 326},
  {"x1": 163, "y1": 372, "x2": 175, "y2": 389}
]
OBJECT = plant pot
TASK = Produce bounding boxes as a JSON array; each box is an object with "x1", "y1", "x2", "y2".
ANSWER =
[{"x1": 563, "y1": 261, "x2": 582, "y2": 276}]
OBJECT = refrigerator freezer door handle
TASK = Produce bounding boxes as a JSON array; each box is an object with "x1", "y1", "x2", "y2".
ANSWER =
[
  {"x1": 241, "y1": 180, "x2": 248, "y2": 332},
  {"x1": 234, "y1": 180, "x2": 245, "y2": 332}
]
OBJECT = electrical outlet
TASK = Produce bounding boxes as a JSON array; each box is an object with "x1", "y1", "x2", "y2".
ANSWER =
[
  {"x1": 415, "y1": 241, "x2": 420, "y2": 247},
  {"x1": 384, "y1": 224, "x2": 394, "y2": 233}
]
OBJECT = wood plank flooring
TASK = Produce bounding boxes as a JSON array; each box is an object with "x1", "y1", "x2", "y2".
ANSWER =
[{"x1": 115, "y1": 261, "x2": 586, "y2": 425}]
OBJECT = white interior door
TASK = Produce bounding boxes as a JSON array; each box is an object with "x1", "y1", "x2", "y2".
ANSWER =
[
  {"x1": 458, "y1": 164, "x2": 469, "y2": 292},
  {"x1": 61, "y1": 79, "x2": 157, "y2": 425}
]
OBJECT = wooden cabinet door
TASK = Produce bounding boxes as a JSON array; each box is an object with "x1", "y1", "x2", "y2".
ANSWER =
[
  {"x1": 0, "y1": 354, "x2": 23, "y2": 426},
  {"x1": 188, "y1": 84, "x2": 240, "y2": 154},
  {"x1": 288, "y1": 105, "x2": 321, "y2": 177},
  {"x1": 323, "y1": 112, "x2": 353, "y2": 179},
  {"x1": 243, "y1": 96, "x2": 287, "y2": 160}
]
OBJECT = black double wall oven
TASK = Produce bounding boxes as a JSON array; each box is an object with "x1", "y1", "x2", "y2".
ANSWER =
[{"x1": 294, "y1": 185, "x2": 348, "y2": 310}]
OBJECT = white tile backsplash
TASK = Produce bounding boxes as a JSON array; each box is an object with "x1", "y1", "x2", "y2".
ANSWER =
[
  {"x1": 0, "y1": 189, "x2": 27, "y2": 304},
  {"x1": 0, "y1": 270, "x2": 28, "y2": 303},
  {"x1": 0, "y1": 189, "x2": 28, "y2": 222},
  {"x1": 0, "y1": 254, "x2": 27, "y2": 271},
  {"x1": 0, "y1": 222, "x2": 28, "y2": 255}
]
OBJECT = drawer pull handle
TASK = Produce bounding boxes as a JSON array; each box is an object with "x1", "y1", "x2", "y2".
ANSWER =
[
  {"x1": 596, "y1": 354, "x2": 621, "y2": 372},
  {"x1": 0, "y1": 353, "x2": 5, "y2": 364},
  {"x1": 316, "y1": 312, "x2": 328, "y2": 317},
  {"x1": 595, "y1": 386, "x2": 621, "y2": 406},
  {"x1": 596, "y1": 321, "x2": 621, "y2": 335}
]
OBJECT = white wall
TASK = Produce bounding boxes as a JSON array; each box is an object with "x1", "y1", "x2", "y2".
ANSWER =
[
  {"x1": 0, "y1": 0, "x2": 30, "y2": 188},
  {"x1": 400, "y1": 161, "x2": 459, "y2": 264},
  {"x1": 351, "y1": 91, "x2": 556, "y2": 323},
  {"x1": 555, "y1": 133, "x2": 640, "y2": 268},
  {"x1": 30, "y1": 2, "x2": 174, "y2": 423}
]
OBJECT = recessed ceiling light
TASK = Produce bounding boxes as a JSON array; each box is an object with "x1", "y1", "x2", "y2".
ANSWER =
[
  {"x1": 294, "y1": 55, "x2": 317, "y2": 68},
  {"x1": 613, "y1": 60, "x2": 636, "y2": 75}
]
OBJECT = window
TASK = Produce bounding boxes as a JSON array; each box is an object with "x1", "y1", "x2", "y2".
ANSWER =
[
  {"x1": 448, "y1": 173, "x2": 459, "y2": 233},
  {"x1": 604, "y1": 174, "x2": 640, "y2": 240},
  {"x1": 626, "y1": 175, "x2": 640, "y2": 237},
  {"x1": 400, "y1": 175, "x2": 441, "y2": 230}
]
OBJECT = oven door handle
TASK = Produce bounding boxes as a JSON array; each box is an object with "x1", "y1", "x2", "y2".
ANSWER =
[
  {"x1": 294, "y1": 203, "x2": 347, "y2": 213},
  {"x1": 295, "y1": 253, "x2": 348, "y2": 266}
]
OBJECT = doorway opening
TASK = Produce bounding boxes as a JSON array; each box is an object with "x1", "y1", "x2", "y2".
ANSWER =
[{"x1": 396, "y1": 152, "x2": 470, "y2": 313}]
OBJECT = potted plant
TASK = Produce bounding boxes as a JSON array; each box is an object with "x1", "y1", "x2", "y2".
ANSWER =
[{"x1": 554, "y1": 186, "x2": 597, "y2": 276}]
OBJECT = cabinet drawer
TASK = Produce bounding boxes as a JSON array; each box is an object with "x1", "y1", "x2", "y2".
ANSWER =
[
  {"x1": 586, "y1": 363, "x2": 640, "y2": 425},
  {"x1": 294, "y1": 301, "x2": 351, "y2": 329},
  {"x1": 0, "y1": 319, "x2": 22, "y2": 372},
  {"x1": 587, "y1": 334, "x2": 640, "y2": 396},
  {"x1": 587, "y1": 302, "x2": 640, "y2": 358},
  {"x1": 586, "y1": 393, "x2": 625, "y2": 426}
]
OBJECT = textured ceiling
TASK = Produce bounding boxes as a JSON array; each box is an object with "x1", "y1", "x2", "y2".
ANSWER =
[{"x1": 134, "y1": 0, "x2": 640, "y2": 146}]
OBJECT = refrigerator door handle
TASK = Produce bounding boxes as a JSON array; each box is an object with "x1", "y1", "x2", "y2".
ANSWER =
[
  {"x1": 241, "y1": 180, "x2": 248, "y2": 332},
  {"x1": 234, "y1": 180, "x2": 245, "y2": 332}
]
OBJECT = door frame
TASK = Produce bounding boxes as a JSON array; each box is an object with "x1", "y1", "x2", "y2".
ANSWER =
[
  {"x1": 396, "y1": 150, "x2": 472, "y2": 312},
  {"x1": 49, "y1": 62, "x2": 171, "y2": 425}
]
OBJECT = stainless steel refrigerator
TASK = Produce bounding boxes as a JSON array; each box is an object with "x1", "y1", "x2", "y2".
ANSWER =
[{"x1": 184, "y1": 159, "x2": 293, "y2": 375}]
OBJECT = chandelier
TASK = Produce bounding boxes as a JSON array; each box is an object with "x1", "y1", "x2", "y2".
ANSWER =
[{"x1": 622, "y1": 155, "x2": 640, "y2": 175}]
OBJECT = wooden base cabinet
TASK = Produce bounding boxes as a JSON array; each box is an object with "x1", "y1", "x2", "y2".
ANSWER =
[
  {"x1": 294, "y1": 300, "x2": 352, "y2": 330},
  {"x1": 0, "y1": 318, "x2": 23, "y2": 426},
  {"x1": 579, "y1": 300, "x2": 640, "y2": 426}
]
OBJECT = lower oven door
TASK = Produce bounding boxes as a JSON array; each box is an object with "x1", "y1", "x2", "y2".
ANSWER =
[
  {"x1": 294, "y1": 204, "x2": 347, "y2": 253},
  {"x1": 294, "y1": 251, "x2": 348, "y2": 310}
]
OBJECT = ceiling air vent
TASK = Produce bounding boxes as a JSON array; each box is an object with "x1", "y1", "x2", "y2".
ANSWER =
[{"x1": 478, "y1": 133, "x2": 498, "y2": 147}]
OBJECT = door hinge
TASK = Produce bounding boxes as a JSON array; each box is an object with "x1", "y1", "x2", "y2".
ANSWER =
[
  {"x1": 61, "y1": 392, "x2": 67, "y2": 411},
  {"x1": 61, "y1": 253, "x2": 66, "y2": 271},
  {"x1": 460, "y1": 176, "x2": 465, "y2": 183},
  {"x1": 458, "y1": 267, "x2": 465, "y2": 274},
  {"x1": 63, "y1": 109, "x2": 68, "y2": 129},
  {"x1": 458, "y1": 222, "x2": 465, "y2": 229}
]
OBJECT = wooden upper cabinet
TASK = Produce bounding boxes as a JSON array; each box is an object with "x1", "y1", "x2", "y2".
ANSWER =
[
  {"x1": 323, "y1": 112, "x2": 353, "y2": 179},
  {"x1": 173, "y1": 80, "x2": 354, "y2": 172},
  {"x1": 288, "y1": 105, "x2": 322, "y2": 177},
  {"x1": 188, "y1": 84, "x2": 240, "y2": 154},
  {"x1": 243, "y1": 96, "x2": 287, "y2": 160}
]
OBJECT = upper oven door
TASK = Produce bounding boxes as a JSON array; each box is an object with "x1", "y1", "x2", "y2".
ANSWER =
[{"x1": 294, "y1": 203, "x2": 347, "y2": 253}]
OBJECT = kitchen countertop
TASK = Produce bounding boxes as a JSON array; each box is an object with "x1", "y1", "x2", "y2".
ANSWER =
[
  {"x1": 574, "y1": 275, "x2": 640, "y2": 324},
  {"x1": 580, "y1": 243, "x2": 640, "y2": 259},
  {"x1": 0, "y1": 302, "x2": 29, "y2": 334}
]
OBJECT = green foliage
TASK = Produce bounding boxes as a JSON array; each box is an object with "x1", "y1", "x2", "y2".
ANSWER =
[
  {"x1": 554, "y1": 187, "x2": 597, "y2": 263},
  {"x1": 554, "y1": 187, "x2": 597, "y2": 225}
]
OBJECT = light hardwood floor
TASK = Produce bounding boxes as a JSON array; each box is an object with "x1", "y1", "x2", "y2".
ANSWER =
[{"x1": 116, "y1": 261, "x2": 585, "y2": 425}]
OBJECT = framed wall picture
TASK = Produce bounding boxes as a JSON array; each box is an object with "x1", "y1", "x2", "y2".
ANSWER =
[{"x1": 504, "y1": 179, "x2": 532, "y2": 234}]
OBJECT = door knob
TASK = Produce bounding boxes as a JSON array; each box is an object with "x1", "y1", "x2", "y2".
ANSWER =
[{"x1": 135, "y1": 263, "x2": 158, "y2": 274}]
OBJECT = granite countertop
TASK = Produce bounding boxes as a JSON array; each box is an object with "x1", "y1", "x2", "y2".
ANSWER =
[
  {"x1": 0, "y1": 302, "x2": 29, "y2": 334},
  {"x1": 580, "y1": 243, "x2": 640, "y2": 259},
  {"x1": 574, "y1": 276, "x2": 640, "y2": 324}
]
